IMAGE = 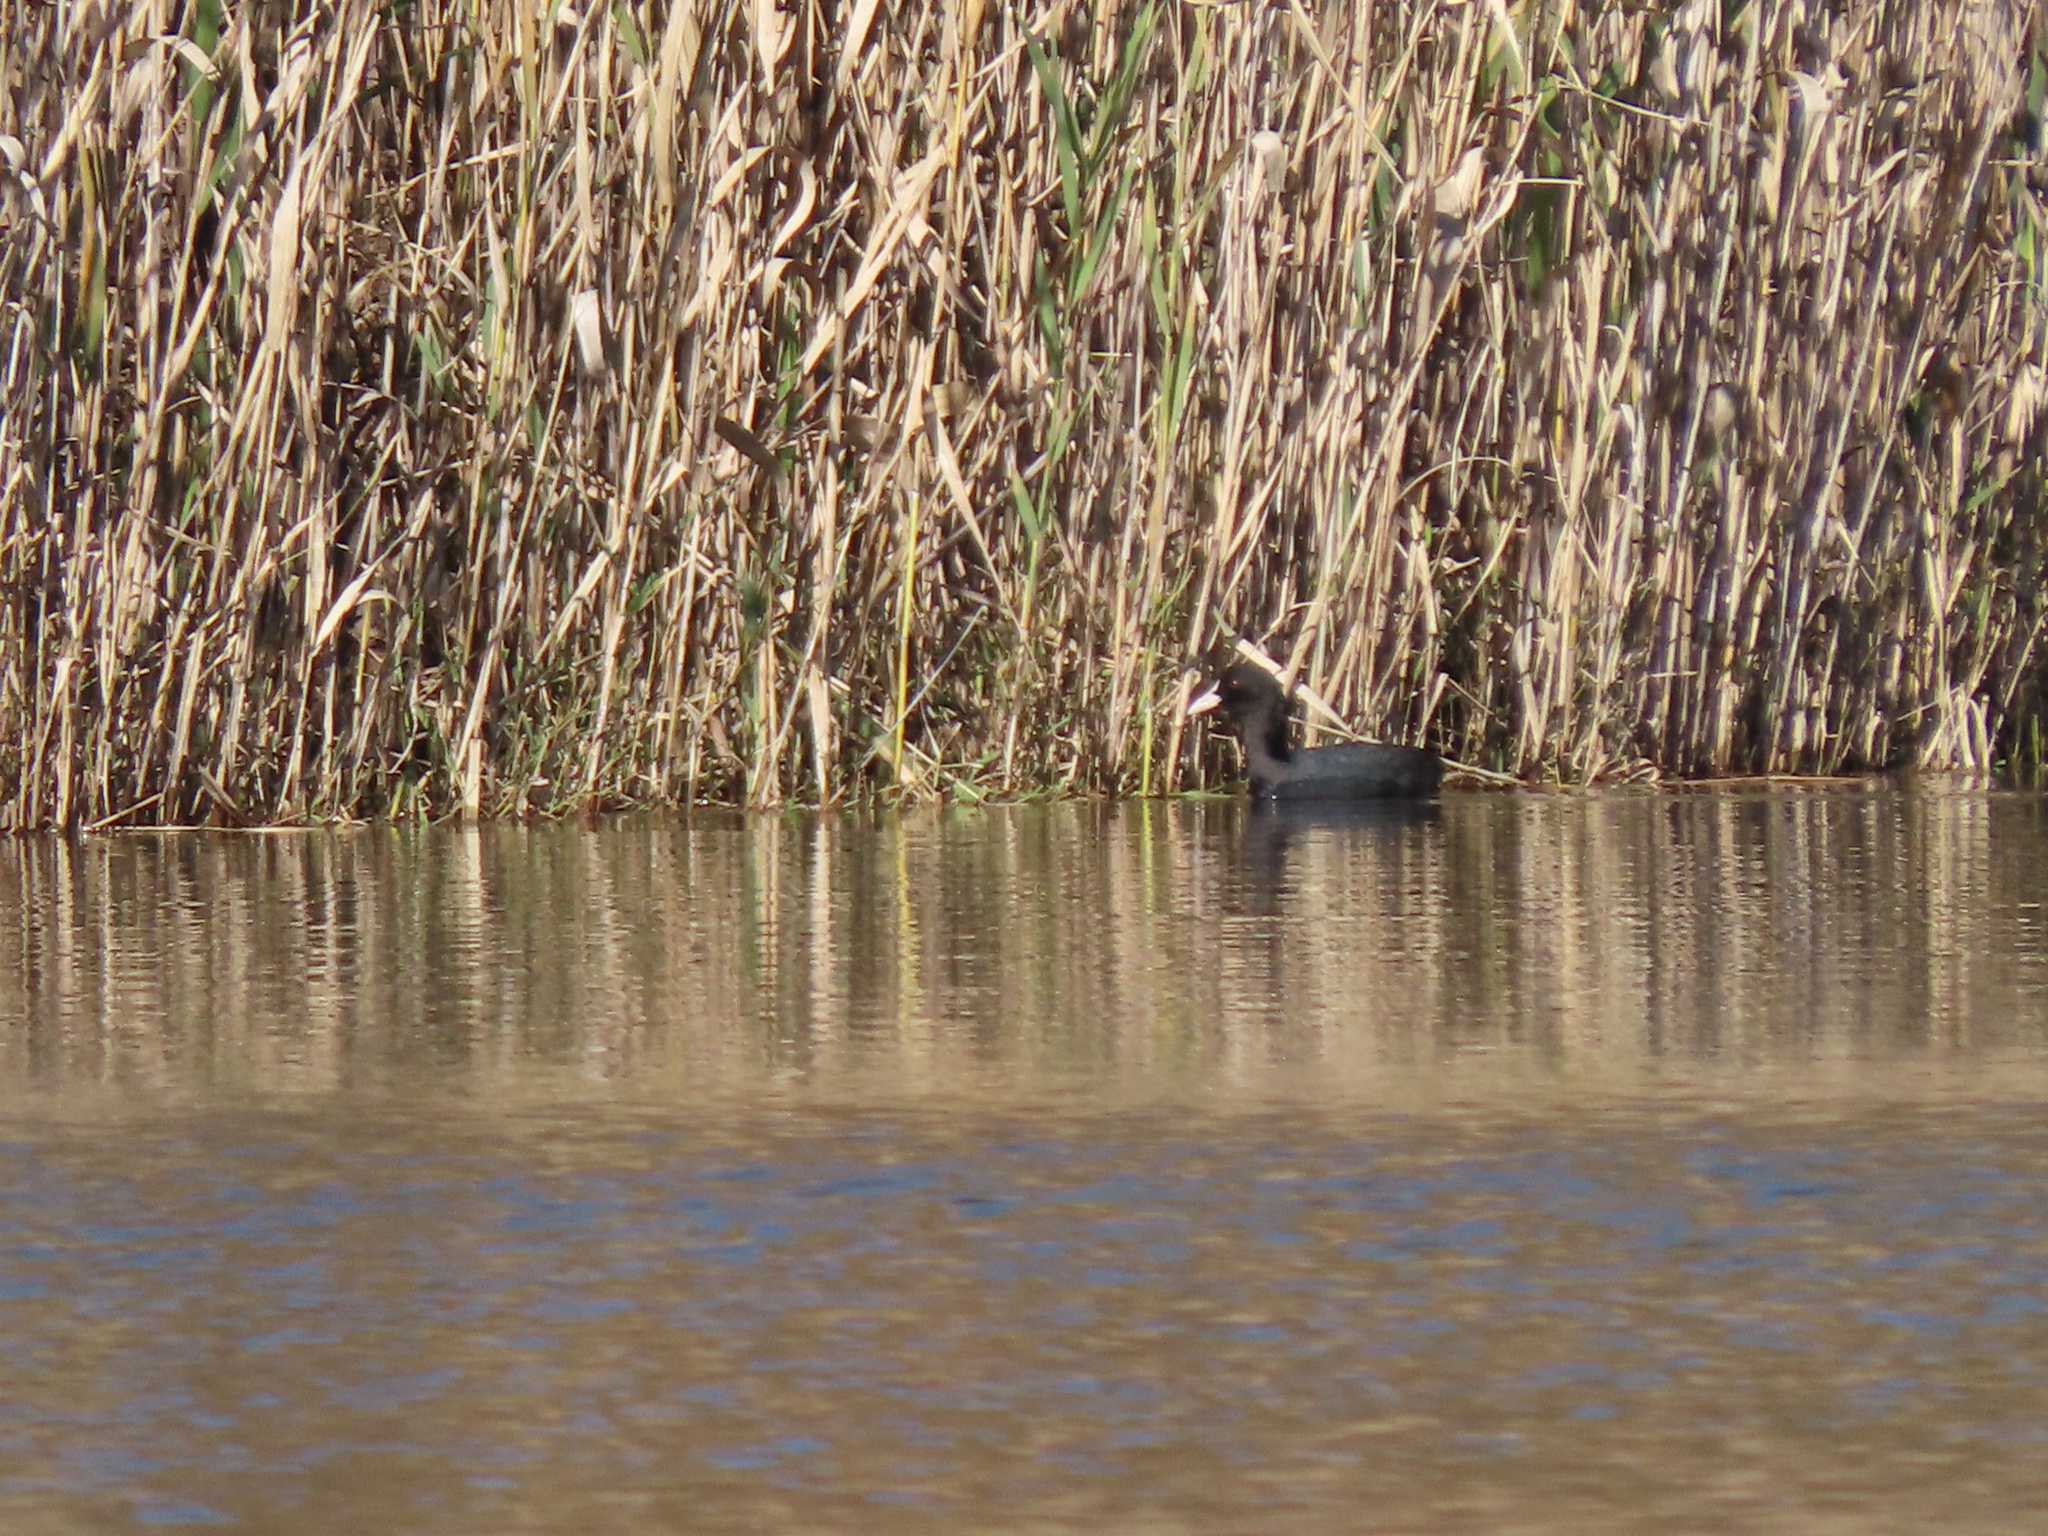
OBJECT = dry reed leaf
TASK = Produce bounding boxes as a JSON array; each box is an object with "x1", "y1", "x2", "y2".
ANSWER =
[
  {"x1": 1249, "y1": 130, "x2": 1286, "y2": 202},
  {"x1": 679, "y1": 211, "x2": 735, "y2": 328},
  {"x1": 750, "y1": 0, "x2": 794, "y2": 88},
  {"x1": 264, "y1": 159, "x2": 307, "y2": 352},
  {"x1": 310, "y1": 571, "x2": 391, "y2": 656},
  {"x1": 570, "y1": 289, "x2": 606, "y2": 376},
  {"x1": 762, "y1": 153, "x2": 817, "y2": 264},
  {"x1": 647, "y1": 3, "x2": 703, "y2": 214},
  {"x1": 2006, "y1": 366, "x2": 2046, "y2": 442},
  {"x1": 836, "y1": 0, "x2": 886, "y2": 90}
]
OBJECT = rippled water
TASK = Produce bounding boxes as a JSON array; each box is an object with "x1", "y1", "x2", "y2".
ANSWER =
[{"x1": 3, "y1": 792, "x2": 2047, "y2": 1530}]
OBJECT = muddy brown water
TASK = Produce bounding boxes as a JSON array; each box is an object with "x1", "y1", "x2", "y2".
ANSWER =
[{"x1": 3, "y1": 791, "x2": 2047, "y2": 1532}]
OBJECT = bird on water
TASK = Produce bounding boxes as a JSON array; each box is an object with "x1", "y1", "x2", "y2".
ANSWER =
[{"x1": 1188, "y1": 661, "x2": 1443, "y2": 801}]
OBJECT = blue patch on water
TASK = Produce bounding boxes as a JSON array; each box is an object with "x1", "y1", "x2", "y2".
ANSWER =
[
  {"x1": 102, "y1": 1243, "x2": 218, "y2": 1274},
  {"x1": 1723, "y1": 1320, "x2": 1807, "y2": 1353},
  {"x1": 865, "y1": 1487, "x2": 939, "y2": 1507},
  {"x1": 240, "y1": 1326, "x2": 337, "y2": 1355},
  {"x1": 702, "y1": 1163, "x2": 780, "y2": 1184},
  {"x1": 949, "y1": 1194, "x2": 1016, "y2": 1218},
  {"x1": 703, "y1": 1434, "x2": 829, "y2": 1471},
  {"x1": 136, "y1": 1500, "x2": 234, "y2": 1527},
  {"x1": 1842, "y1": 1375, "x2": 1923, "y2": 1412},
  {"x1": 1346, "y1": 1217, "x2": 1509, "y2": 1262},
  {"x1": 676, "y1": 1240, "x2": 764, "y2": 1265},
  {"x1": 1682, "y1": 1227, "x2": 1806, "y2": 1276},
  {"x1": 1872, "y1": 1244, "x2": 1993, "y2": 1273},
  {"x1": 802, "y1": 1167, "x2": 936, "y2": 1199},
  {"x1": 531, "y1": 1295, "x2": 636, "y2": 1322},
  {"x1": 328, "y1": 1368, "x2": 460, "y2": 1413},
  {"x1": 1691, "y1": 1148, "x2": 1854, "y2": 1206},
  {"x1": 1986, "y1": 1292, "x2": 2048, "y2": 1321},
  {"x1": 501, "y1": 1197, "x2": 624, "y2": 1235}
]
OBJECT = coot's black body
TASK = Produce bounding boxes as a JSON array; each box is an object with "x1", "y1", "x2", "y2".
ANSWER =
[{"x1": 1190, "y1": 663, "x2": 1443, "y2": 801}]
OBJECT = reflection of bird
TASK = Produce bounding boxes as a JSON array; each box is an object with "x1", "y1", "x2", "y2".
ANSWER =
[{"x1": 1189, "y1": 663, "x2": 1443, "y2": 801}]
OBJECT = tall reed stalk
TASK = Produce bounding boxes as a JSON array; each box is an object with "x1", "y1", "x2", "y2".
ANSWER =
[{"x1": 2, "y1": 0, "x2": 2044, "y2": 828}]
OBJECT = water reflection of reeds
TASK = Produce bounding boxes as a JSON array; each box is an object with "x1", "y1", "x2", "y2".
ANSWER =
[{"x1": 3, "y1": 793, "x2": 2046, "y2": 1105}]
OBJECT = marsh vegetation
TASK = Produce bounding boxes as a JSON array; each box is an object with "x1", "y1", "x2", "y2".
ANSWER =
[{"x1": 3, "y1": 0, "x2": 2044, "y2": 826}]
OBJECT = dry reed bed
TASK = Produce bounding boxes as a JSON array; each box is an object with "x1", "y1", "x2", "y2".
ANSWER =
[{"x1": 2, "y1": 0, "x2": 2044, "y2": 827}]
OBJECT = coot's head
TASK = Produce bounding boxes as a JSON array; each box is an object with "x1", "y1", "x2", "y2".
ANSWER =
[{"x1": 1188, "y1": 661, "x2": 1293, "y2": 763}]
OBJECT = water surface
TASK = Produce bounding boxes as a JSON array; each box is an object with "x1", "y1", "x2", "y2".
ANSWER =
[{"x1": 3, "y1": 792, "x2": 2047, "y2": 1530}]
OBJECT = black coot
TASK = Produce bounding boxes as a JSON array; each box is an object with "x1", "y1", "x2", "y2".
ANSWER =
[{"x1": 1189, "y1": 662, "x2": 1443, "y2": 801}]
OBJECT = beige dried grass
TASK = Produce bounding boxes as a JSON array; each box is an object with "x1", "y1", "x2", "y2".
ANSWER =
[{"x1": 2, "y1": 0, "x2": 2044, "y2": 828}]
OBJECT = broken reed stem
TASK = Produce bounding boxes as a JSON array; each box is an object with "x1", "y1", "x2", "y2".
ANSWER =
[
  {"x1": 891, "y1": 492, "x2": 921, "y2": 795},
  {"x1": 2, "y1": 0, "x2": 2045, "y2": 829}
]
